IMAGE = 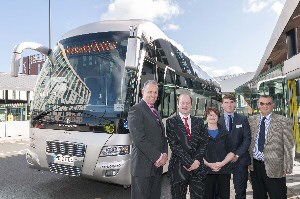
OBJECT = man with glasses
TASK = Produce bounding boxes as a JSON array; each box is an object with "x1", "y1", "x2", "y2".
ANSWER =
[{"x1": 248, "y1": 95, "x2": 294, "y2": 199}]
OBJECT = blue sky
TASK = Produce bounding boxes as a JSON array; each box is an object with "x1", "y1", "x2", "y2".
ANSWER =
[{"x1": 0, "y1": 0, "x2": 286, "y2": 77}]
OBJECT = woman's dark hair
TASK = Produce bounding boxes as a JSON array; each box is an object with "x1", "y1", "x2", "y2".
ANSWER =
[{"x1": 205, "y1": 107, "x2": 220, "y2": 118}]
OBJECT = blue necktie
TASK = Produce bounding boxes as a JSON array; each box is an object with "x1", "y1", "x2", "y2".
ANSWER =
[
  {"x1": 258, "y1": 117, "x2": 266, "y2": 152},
  {"x1": 228, "y1": 115, "x2": 233, "y2": 132}
]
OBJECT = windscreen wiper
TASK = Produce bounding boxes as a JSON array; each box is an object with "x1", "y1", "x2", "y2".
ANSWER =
[
  {"x1": 32, "y1": 103, "x2": 86, "y2": 121},
  {"x1": 69, "y1": 109, "x2": 112, "y2": 125}
]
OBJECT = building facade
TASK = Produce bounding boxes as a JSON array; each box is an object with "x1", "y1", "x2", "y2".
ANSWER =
[
  {"x1": 0, "y1": 73, "x2": 37, "y2": 122},
  {"x1": 22, "y1": 53, "x2": 46, "y2": 75},
  {"x1": 236, "y1": 0, "x2": 300, "y2": 154}
]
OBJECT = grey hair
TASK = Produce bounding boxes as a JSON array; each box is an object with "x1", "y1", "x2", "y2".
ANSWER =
[
  {"x1": 258, "y1": 95, "x2": 274, "y2": 103},
  {"x1": 143, "y1": 80, "x2": 158, "y2": 89}
]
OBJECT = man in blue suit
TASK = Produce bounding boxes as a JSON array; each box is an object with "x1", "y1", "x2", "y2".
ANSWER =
[{"x1": 219, "y1": 95, "x2": 251, "y2": 199}]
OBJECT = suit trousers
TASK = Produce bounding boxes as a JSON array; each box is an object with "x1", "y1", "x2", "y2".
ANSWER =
[
  {"x1": 232, "y1": 163, "x2": 248, "y2": 199},
  {"x1": 131, "y1": 174, "x2": 162, "y2": 199},
  {"x1": 205, "y1": 174, "x2": 231, "y2": 199},
  {"x1": 170, "y1": 173, "x2": 206, "y2": 199},
  {"x1": 250, "y1": 159, "x2": 287, "y2": 199}
]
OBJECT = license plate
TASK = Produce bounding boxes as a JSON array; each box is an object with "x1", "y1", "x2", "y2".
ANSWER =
[{"x1": 54, "y1": 154, "x2": 74, "y2": 166}]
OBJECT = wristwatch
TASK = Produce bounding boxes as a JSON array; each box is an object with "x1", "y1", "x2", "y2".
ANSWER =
[{"x1": 235, "y1": 154, "x2": 239, "y2": 158}]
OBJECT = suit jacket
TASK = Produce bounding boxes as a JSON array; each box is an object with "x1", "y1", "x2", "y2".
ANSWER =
[
  {"x1": 219, "y1": 113, "x2": 251, "y2": 166},
  {"x1": 166, "y1": 115, "x2": 208, "y2": 183},
  {"x1": 248, "y1": 113, "x2": 294, "y2": 178},
  {"x1": 128, "y1": 100, "x2": 168, "y2": 177},
  {"x1": 204, "y1": 125, "x2": 234, "y2": 174}
]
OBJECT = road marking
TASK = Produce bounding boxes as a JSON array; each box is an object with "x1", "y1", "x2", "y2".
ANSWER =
[
  {"x1": 17, "y1": 142, "x2": 28, "y2": 145},
  {"x1": 0, "y1": 149, "x2": 29, "y2": 158}
]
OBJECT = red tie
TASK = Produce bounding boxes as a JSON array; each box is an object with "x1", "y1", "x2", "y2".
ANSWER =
[{"x1": 184, "y1": 117, "x2": 192, "y2": 140}]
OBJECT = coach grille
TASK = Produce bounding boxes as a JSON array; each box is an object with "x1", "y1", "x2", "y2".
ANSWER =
[
  {"x1": 46, "y1": 140, "x2": 86, "y2": 157},
  {"x1": 48, "y1": 163, "x2": 82, "y2": 176},
  {"x1": 46, "y1": 140, "x2": 87, "y2": 176}
]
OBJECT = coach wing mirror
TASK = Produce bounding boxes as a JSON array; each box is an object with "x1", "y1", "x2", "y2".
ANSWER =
[{"x1": 125, "y1": 37, "x2": 141, "y2": 70}]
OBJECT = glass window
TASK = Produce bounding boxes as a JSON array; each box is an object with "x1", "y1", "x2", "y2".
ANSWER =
[
  {"x1": 257, "y1": 77, "x2": 286, "y2": 115},
  {"x1": 0, "y1": 109, "x2": 6, "y2": 122},
  {"x1": 165, "y1": 69, "x2": 175, "y2": 85},
  {"x1": 161, "y1": 69, "x2": 176, "y2": 117},
  {"x1": 157, "y1": 67, "x2": 165, "y2": 85},
  {"x1": 83, "y1": 56, "x2": 87, "y2": 66},
  {"x1": 8, "y1": 90, "x2": 13, "y2": 99},
  {"x1": 140, "y1": 60, "x2": 155, "y2": 86},
  {"x1": 20, "y1": 91, "x2": 27, "y2": 100},
  {"x1": 191, "y1": 92, "x2": 208, "y2": 117},
  {"x1": 0, "y1": 90, "x2": 4, "y2": 99},
  {"x1": 38, "y1": 63, "x2": 41, "y2": 74},
  {"x1": 162, "y1": 86, "x2": 176, "y2": 117},
  {"x1": 31, "y1": 31, "x2": 140, "y2": 130},
  {"x1": 15, "y1": 91, "x2": 20, "y2": 100},
  {"x1": 7, "y1": 107, "x2": 26, "y2": 121}
]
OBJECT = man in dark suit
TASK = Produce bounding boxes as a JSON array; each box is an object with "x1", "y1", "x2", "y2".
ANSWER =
[
  {"x1": 249, "y1": 95, "x2": 294, "y2": 199},
  {"x1": 219, "y1": 95, "x2": 251, "y2": 199},
  {"x1": 128, "y1": 80, "x2": 168, "y2": 199},
  {"x1": 166, "y1": 93, "x2": 208, "y2": 199}
]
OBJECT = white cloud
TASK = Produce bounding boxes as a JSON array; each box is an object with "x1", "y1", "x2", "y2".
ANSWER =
[
  {"x1": 100, "y1": 0, "x2": 181, "y2": 22},
  {"x1": 244, "y1": 0, "x2": 269, "y2": 13},
  {"x1": 212, "y1": 66, "x2": 246, "y2": 77},
  {"x1": 189, "y1": 54, "x2": 245, "y2": 77},
  {"x1": 189, "y1": 54, "x2": 217, "y2": 63},
  {"x1": 271, "y1": 1, "x2": 284, "y2": 15},
  {"x1": 195, "y1": 64, "x2": 246, "y2": 77},
  {"x1": 163, "y1": 24, "x2": 180, "y2": 31},
  {"x1": 244, "y1": 0, "x2": 286, "y2": 15}
]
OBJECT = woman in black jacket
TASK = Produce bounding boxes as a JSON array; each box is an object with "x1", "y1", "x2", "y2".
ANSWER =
[{"x1": 203, "y1": 107, "x2": 235, "y2": 199}]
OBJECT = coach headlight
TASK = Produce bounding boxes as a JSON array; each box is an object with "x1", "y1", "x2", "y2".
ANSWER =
[{"x1": 99, "y1": 145, "x2": 130, "y2": 157}]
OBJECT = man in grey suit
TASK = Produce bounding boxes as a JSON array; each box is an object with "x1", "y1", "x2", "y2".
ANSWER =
[
  {"x1": 219, "y1": 95, "x2": 251, "y2": 199},
  {"x1": 249, "y1": 95, "x2": 294, "y2": 199},
  {"x1": 128, "y1": 80, "x2": 168, "y2": 199}
]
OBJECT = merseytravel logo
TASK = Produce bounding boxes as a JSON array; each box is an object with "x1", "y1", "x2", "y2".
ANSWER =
[{"x1": 104, "y1": 123, "x2": 115, "y2": 134}]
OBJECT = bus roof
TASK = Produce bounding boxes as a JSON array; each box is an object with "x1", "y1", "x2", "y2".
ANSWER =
[{"x1": 61, "y1": 20, "x2": 167, "y2": 40}]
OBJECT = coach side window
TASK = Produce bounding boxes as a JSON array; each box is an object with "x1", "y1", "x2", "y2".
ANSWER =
[
  {"x1": 138, "y1": 60, "x2": 156, "y2": 102},
  {"x1": 161, "y1": 69, "x2": 176, "y2": 118}
]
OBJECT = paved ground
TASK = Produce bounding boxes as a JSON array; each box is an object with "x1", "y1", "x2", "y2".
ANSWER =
[
  {"x1": 0, "y1": 138, "x2": 29, "y2": 158},
  {"x1": 185, "y1": 162, "x2": 300, "y2": 199},
  {"x1": 1, "y1": 138, "x2": 300, "y2": 198}
]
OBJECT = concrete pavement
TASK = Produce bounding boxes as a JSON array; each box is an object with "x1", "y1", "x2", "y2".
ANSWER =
[
  {"x1": 0, "y1": 138, "x2": 29, "y2": 158},
  {"x1": 2, "y1": 137, "x2": 300, "y2": 198},
  {"x1": 230, "y1": 160, "x2": 300, "y2": 199},
  {"x1": 186, "y1": 160, "x2": 300, "y2": 198},
  {"x1": 287, "y1": 159, "x2": 300, "y2": 198}
]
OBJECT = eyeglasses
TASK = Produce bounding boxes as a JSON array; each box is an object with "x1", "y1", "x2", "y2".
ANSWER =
[{"x1": 259, "y1": 102, "x2": 273, "y2": 106}]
